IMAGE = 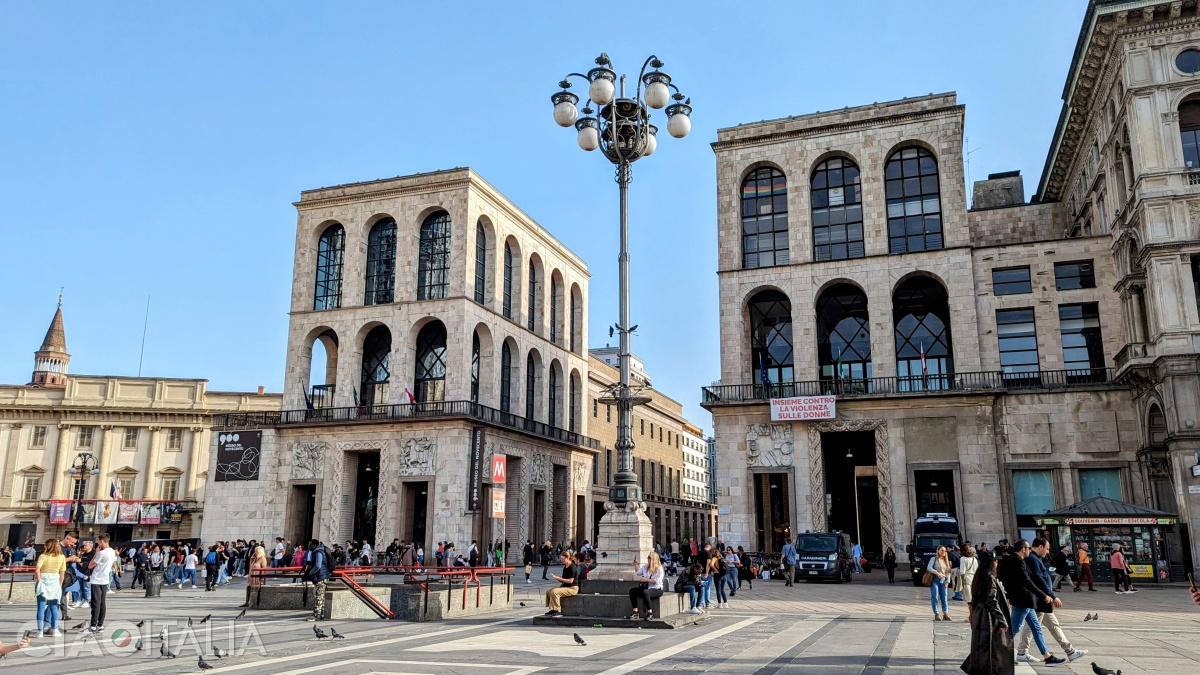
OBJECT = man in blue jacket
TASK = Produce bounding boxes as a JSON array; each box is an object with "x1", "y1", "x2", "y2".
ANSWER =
[
  {"x1": 1015, "y1": 538, "x2": 1088, "y2": 662},
  {"x1": 780, "y1": 538, "x2": 797, "y2": 587},
  {"x1": 998, "y1": 539, "x2": 1065, "y2": 665},
  {"x1": 303, "y1": 539, "x2": 332, "y2": 622}
]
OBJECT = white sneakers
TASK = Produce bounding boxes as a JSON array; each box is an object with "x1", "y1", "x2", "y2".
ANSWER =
[
  {"x1": 1016, "y1": 653, "x2": 1038, "y2": 662},
  {"x1": 687, "y1": 607, "x2": 703, "y2": 614},
  {"x1": 1068, "y1": 649, "x2": 1088, "y2": 661}
]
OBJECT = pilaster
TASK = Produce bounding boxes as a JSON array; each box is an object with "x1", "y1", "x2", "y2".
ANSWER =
[{"x1": 144, "y1": 426, "x2": 162, "y2": 498}]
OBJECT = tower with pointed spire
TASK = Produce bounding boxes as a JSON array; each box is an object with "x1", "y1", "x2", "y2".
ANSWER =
[{"x1": 31, "y1": 292, "x2": 70, "y2": 388}]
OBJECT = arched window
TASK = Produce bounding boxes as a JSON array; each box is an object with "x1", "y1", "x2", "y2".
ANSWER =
[
  {"x1": 503, "y1": 242, "x2": 514, "y2": 319},
  {"x1": 417, "y1": 212, "x2": 451, "y2": 300},
  {"x1": 364, "y1": 218, "x2": 396, "y2": 306},
  {"x1": 314, "y1": 224, "x2": 345, "y2": 310},
  {"x1": 885, "y1": 147, "x2": 942, "y2": 254},
  {"x1": 811, "y1": 158, "x2": 864, "y2": 261},
  {"x1": 527, "y1": 260, "x2": 539, "y2": 331},
  {"x1": 550, "y1": 276, "x2": 562, "y2": 345},
  {"x1": 741, "y1": 167, "x2": 788, "y2": 269},
  {"x1": 526, "y1": 354, "x2": 538, "y2": 420},
  {"x1": 893, "y1": 277, "x2": 953, "y2": 391},
  {"x1": 471, "y1": 331, "x2": 480, "y2": 403},
  {"x1": 570, "y1": 284, "x2": 583, "y2": 354},
  {"x1": 359, "y1": 325, "x2": 391, "y2": 407},
  {"x1": 500, "y1": 342, "x2": 513, "y2": 413},
  {"x1": 548, "y1": 363, "x2": 560, "y2": 428},
  {"x1": 569, "y1": 372, "x2": 579, "y2": 433},
  {"x1": 817, "y1": 283, "x2": 872, "y2": 389},
  {"x1": 1181, "y1": 100, "x2": 1200, "y2": 168},
  {"x1": 748, "y1": 290, "x2": 793, "y2": 384},
  {"x1": 1148, "y1": 404, "x2": 1167, "y2": 446},
  {"x1": 474, "y1": 221, "x2": 487, "y2": 304},
  {"x1": 414, "y1": 321, "x2": 447, "y2": 402}
]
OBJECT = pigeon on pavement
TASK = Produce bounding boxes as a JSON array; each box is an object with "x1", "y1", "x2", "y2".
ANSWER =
[
  {"x1": 1084, "y1": 613, "x2": 1093, "y2": 621},
  {"x1": 135, "y1": 639, "x2": 143, "y2": 652},
  {"x1": 235, "y1": 608, "x2": 247, "y2": 620},
  {"x1": 187, "y1": 617, "x2": 193, "y2": 628},
  {"x1": 313, "y1": 625, "x2": 329, "y2": 640},
  {"x1": 198, "y1": 655, "x2": 213, "y2": 670},
  {"x1": 330, "y1": 627, "x2": 345, "y2": 639},
  {"x1": 71, "y1": 622, "x2": 85, "y2": 630},
  {"x1": 213, "y1": 646, "x2": 226, "y2": 658},
  {"x1": 159, "y1": 628, "x2": 168, "y2": 641},
  {"x1": 160, "y1": 642, "x2": 169, "y2": 658},
  {"x1": 136, "y1": 620, "x2": 144, "y2": 628},
  {"x1": 199, "y1": 614, "x2": 212, "y2": 624},
  {"x1": 1091, "y1": 663, "x2": 1121, "y2": 675},
  {"x1": 573, "y1": 633, "x2": 587, "y2": 646}
]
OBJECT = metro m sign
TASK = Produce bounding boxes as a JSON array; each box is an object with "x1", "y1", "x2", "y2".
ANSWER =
[{"x1": 492, "y1": 454, "x2": 507, "y2": 484}]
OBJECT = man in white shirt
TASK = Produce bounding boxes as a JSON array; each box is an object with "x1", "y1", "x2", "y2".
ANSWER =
[
  {"x1": 181, "y1": 550, "x2": 198, "y2": 588},
  {"x1": 272, "y1": 538, "x2": 286, "y2": 568},
  {"x1": 87, "y1": 535, "x2": 117, "y2": 632},
  {"x1": 360, "y1": 541, "x2": 373, "y2": 566}
]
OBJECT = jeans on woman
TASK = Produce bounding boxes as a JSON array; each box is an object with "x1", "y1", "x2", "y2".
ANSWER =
[
  {"x1": 217, "y1": 564, "x2": 229, "y2": 585},
  {"x1": 700, "y1": 575, "x2": 712, "y2": 607},
  {"x1": 726, "y1": 570, "x2": 739, "y2": 595},
  {"x1": 110, "y1": 569, "x2": 121, "y2": 590},
  {"x1": 929, "y1": 577, "x2": 948, "y2": 615},
  {"x1": 683, "y1": 584, "x2": 698, "y2": 609},
  {"x1": 36, "y1": 596, "x2": 59, "y2": 632},
  {"x1": 714, "y1": 573, "x2": 729, "y2": 604}
]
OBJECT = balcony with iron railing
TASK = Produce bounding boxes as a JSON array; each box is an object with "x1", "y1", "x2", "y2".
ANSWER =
[
  {"x1": 214, "y1": 400, "x2": 601, "y2": 451},
  {"x1": 701, "y1": 368, "x2": 1120, "y2": 406}
]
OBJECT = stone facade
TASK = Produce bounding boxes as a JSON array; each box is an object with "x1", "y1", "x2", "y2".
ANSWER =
[{"x1": 202, "y1": 169, "x2": 600, "y2": 556}]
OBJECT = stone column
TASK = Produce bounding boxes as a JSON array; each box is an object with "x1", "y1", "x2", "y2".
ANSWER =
[
  {"x1": 1132, "y1": 286, "x2": 1149, "y2": 343},
  {"x1": 49, "y1": 423, "x2": 73, "y2": 498},
  {"x1": 143, "y1": 427, "x2": 162, "y2": 498},
  {"x1": 186, "y1": 427, "x2": 205, "y2": 498},
  {"x1": 0, "y1": 424, "x2": 16, "y2": 499},
  {"x1": 93, "y1": 425, "x2": 114, "y2": 499}
]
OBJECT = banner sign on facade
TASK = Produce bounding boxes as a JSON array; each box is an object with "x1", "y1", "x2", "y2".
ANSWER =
[
  {"x1": 140, "y1": 502, "x2": 162, "y2": 524},
  {"x1": 1128, "y1": 563, "x2": 1154, "y2": 578},
  {"x1": 48, "y1": 501, "x2": 73, "y2": 525},
  {"x1": 78, "y1": 502, "x2": 97, "y2": 524},
  {"x1": 162, "y1": 501, "x2": 183, "y2": 524},
  {"x1": 492, "y1": 489, "x2": 507, "y2": 518},
  {"x1": 770, "y1": 395, "x2": 837, "y2": 421},
  {"x1": 95, "y1": 501, "x2": 119, "y2": 524},
  {"x1": 491, "y1": 454, "x2": 507, "y2": 484},
  {"x1": 215, "y1": 431, "x2": 262, "y2": 482},
  {"x1": 1064, "y1": 517, "x2": 1175, "y2": 525},
  {"x1": 468, "y1": 427, "x2": 486, "y2": 512},
  {"x1": 117, "y1": 502, "x2": 141, "y2": 524}
]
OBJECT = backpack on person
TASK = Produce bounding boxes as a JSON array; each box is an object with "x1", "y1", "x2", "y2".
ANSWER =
[
  {"x1": 715, "y1": 556, "x2": 729, "y2": 576},
  {"x1": 205, "y1": 551, "x2": 217, "y2": 565}
]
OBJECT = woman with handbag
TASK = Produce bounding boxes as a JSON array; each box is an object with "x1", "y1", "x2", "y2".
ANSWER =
[
  {"x1": 34, "y1": 538, "x2": 66, "y2": 637},
  {"x1": 626, "y1": 552, "x2": 666, "y2": 621},
  {"x1": 522, "y1": 541, "x2": 535, "y2": 584},
  {"x1": 927, "y1": 545, "x2": 953, "y2": 621}
]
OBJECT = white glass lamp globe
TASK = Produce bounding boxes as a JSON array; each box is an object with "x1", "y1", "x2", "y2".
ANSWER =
[
  {"x1": 589, "y1": 77, "x2": 615, "y2": 106},
  {"x1": 668, "y1": 112, "x2": 691, "y2": 139},
  {"x1": 577, "y1": 126, "x2": 600, "y2": 151},
  {"x1": 553, "y1": 100, "x2": 578, "y2": 127},
  {"x1": 643, "y1": 128, "x2": 657, "y2": 156},
  {"x1": 645, "y1": 81, "x2": 670, "y2": 109}
]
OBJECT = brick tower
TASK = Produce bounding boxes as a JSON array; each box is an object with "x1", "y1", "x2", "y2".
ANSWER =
[{"x1": 31, "y1": 294, "x2": 69, "y2": 388}]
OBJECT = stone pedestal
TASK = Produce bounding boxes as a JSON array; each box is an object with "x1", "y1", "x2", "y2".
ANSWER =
[{"x1": 590, "y1": 500, "x2": 653, "y2": 579}]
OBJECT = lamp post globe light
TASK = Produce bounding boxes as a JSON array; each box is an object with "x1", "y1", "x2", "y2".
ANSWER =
[{"x1": 551, "y1": 54, "x2": 692, "y2": 560}]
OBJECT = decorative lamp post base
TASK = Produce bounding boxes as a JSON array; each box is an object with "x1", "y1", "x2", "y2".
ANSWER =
[{"x1": 591, "y1": 499, "x2": 654, "y2": 579}]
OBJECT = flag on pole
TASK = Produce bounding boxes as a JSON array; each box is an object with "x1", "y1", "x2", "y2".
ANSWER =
[
  {"x1": 836, "y1": 347, "x2": 844, "y2": 381},
  {"x1": 302, "y1": 382, "x2": 314, "y2": 411},
  {"x1": 352, "y1": 386, "x2": 360, "y2": 406},
  {"x1": 920, "y1": 341, "x2": 928, "y2": 375},
  {"x1": 759, "y1": 354, "x2": 770, "y2": 386},
  {"x1": 110, "y1": 479, "x2": 122, "y2": 500},
  {"x1": 403, "y1": 383, "x2": 416, "y2": 403}
]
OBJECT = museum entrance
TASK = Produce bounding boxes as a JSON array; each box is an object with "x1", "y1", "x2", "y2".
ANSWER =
[
  {"x1": 288, "y1": 484, "x2": 317, "y2": 544},
  {"x1": 352, "y1": 451, "x2": 379, "y2": 545},
  {"x1": 752, "y1": 472, "x2": 791, "y2": 552},
  {"x1": 531, "y1": 488, "x2": 546, "y2": 545},
  {"x1": 400, "y1": 481, "x2": 428, "y2": 546},
  {"x1": 913, "y1": 469, "x2": 956, "y2": 519},
  {"x1": 821, "y1": 431, "x2": 881, "y2": 558}
]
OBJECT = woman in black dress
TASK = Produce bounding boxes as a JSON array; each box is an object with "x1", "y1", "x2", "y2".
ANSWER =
[
  {"x1": 736, "y1": 546, "x2": 754, "y2": 590},
  {"x1": 960, "y1": 551, "x2": 1013, "y2": 675},
  {"x1": 883, "y1": 547, "x2": 897, "y2": 584}
]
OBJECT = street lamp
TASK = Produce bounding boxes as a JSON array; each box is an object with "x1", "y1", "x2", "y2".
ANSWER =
[
  {"x1": 551, "y1": 53, "x2": 692, "y2": 507},
  {"x1": 68, "y1": 452, "x2": 99, "y2": 526}
]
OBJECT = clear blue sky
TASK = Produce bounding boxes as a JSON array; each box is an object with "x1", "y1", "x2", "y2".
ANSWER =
[{"x1": 0, "y1": 1, "x2": 1086, "y2": 433}]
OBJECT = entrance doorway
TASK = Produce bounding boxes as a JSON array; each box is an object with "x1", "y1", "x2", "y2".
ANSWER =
[
  {"x1": 353, "y1": 452, "x2": 380, "y2": 544},
  {"x1": 288, "y1": 485, "x2": 317, "y2": 545},
  {"x1": 593, "y1": 500, "x2": 604, "y2": 543},
  {"x1": 531, "y1": 488, "x2": 546, "y2": 545},
  {"x1": 913, "y1": 469, "x2": 956, "y2": 519},
  {"x1": 752, "y1": 472, "x2": 791, "y2": 552},
  {"x1": 575, "y1": 495, "x2": 586, "y2": 546},
  {"x1": 6, "y1": 522, "x2": 36, "y2": 549},
  {"x1": 822, "y1": 431, "x2": 881, "y2": 558},
  {"x1": 401, "y1": 481, "x2": 429, "y2": 546}
]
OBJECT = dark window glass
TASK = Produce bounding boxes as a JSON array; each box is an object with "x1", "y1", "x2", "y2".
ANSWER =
[
  {"x1": 992, "y1": 267, "x2": 1032, "y2": 295},
  {"x1": 996, "y1": 308, "x2": 1040, "y2": 380},
  {"x1": 1181, "y1": 100, "x2": 1200, "y2": 168},
  {"x1": 811, "y1": 158, "x2": 864, "y2": 261},
  {"x1": 470, "y1": 331, "x2": 480, "y2": 403},
  {"x1": 593, "y1": 399, "x2": 598, "y2": 418},
  {"x1": 548, "y1": 365, "x2": 559, "y2": 428},
  {"x1": 474, "y1": 221, "x2": 487, "y2": 304},
  {"x1": 1192, "y1": 256, "x2": 1200, "y2": 318},
  {"x1": 359, "y1": 325, "x2": 391, "y2": 406},
  {"x1": 893, "y1": 277, "x2": 954, "y2": 390},
  {"x1": 569, "y1": 375, "x2": 578, "y2": 433},
  {"x1": 1054, "y1": 261, "x2": 1096, "y2": 290},
  {"x1": 364, "y1": 218, "x2": 396, "y2": 306},
  {"x1": 414, "y1": 321, "x2": 447, "y2": 402},
  {"x1": 570, "y1": 291, "x2": 579, "y2": 353},
  {"x1": 1059, "y1": 303, "x2": 1105, "y2": 379},
  {"x1": 741, "y1": 167, "x2": 789, "y2": 268},
  {"x1": 503, "y1": 242, "x2": 514, "y2": 319},
  {"x1": 500, "y1": 343, "x2": 513, "y2": 413},
  {"x1": 1177, "y1": 49, "x2": 1200, "y2": 74},
  {"x1": 748, "y1": 290, "x2": 793, "y2": 383},
  {"x1": 314, "y1": 224, "x2": 345, "y2": 310},
  {"x1": 550, "y1": 278, "x2": 560, "y2": 344},
  {"x1": 817, "y1": 284, "x2": 872, "y2": 385},
  {"x1": 526, "y1": 354, "x2": 537, "y2": 420},
  {"x1": 417, "y1": 212, "x2": 451, "y2": 300},
  {"x1": 528, "y1": 261, "x2": 538, "y2": 331},
  {"x1": 885, "y1": 147, "x2": 942, "y2": 254}
]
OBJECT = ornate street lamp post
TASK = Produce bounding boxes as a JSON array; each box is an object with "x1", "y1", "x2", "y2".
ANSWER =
[
  {"x1": 68, "y1": 451, "x2": 99, "y2": 529},
  {"x1": 551, "y1": 54, "x2": 691, "y2": 562}
]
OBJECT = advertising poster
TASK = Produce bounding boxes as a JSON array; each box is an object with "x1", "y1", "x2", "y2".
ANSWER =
[
  {"x1": 78, "y1": 502, "x2": 97, "y2": 524},
  {"x1": 215, "y1": 430, "x2": 262, "y2": 482},
  {"x1": 162, "y1": 501, "x2": 183, "y2": 524},
  {"x1": 140, "y1": 502, "x2": 162, "y2": 524},
  {"x1": 48, "y1": 501, "x2": 73, "y2": 525},
  {"x1": 117, "y1": 502, "x2": 141, "y2": 524}
]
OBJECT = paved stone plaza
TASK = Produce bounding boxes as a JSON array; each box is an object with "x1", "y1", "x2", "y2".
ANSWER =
[{"x1": 1, "y1": 571, "x2": 1197, "y2": 674}]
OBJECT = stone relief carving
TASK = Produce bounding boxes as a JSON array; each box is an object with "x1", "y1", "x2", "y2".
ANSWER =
[
  {"x1": 377, "y1": 441, "x2": 396, "y2": 542},
  {"x1": 529, "y1": 453, "x2": 548, "y2": 486},
  {"x1": 291, "y1": 442, "x2": 325, "y2": 480},
  {"x1": 323, "y1": 448, "x2": 343, "y2": 541},
  {"x1": 746, "y1": 424, "x2": 794, "y2": 467},
  {"x1": 806, "y1": 419, "x2": 895, "y2": 550},
  {"x1": 398, "y1": 438, "x2": 435, "y2": 475},
  {"x1": 336, "y1": 440, "x2": 389, "y2": 452},
  {"x1": 572, "y1": 461, "x2": 589, "y2": 491}
]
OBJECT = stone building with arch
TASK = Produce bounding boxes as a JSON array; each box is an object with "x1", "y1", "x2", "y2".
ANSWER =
[
  {"x1": 202, "y1": 169, "x2": 598, "y2": 556},
  {"x1": 705, "y1": 1, "x2": 1200, "y2": 578}
]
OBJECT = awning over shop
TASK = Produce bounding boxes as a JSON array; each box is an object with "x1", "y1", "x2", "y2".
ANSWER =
[{"x1": 1038, "y1": 495, "x2": 1177, "y2": 526}]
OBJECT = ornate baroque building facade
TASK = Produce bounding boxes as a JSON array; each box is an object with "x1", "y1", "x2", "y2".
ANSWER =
[
  {"x1": 203, "y1": 169, "x2": 599, "y2": 556},
  {"x1": 705, "y1": 1, "x2": 1200, "y2": 576},
  {"x1": 0, "y1": 303, "x2": 280, "y2": 545}
]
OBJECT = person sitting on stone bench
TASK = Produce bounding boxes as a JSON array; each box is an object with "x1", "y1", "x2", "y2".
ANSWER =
[
  {"x1": 626, "y1": 552, "x2": 666, "y2": 621},
  {"x1": 543, "y1": 550, "x2": 579, "y2": 618}
]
